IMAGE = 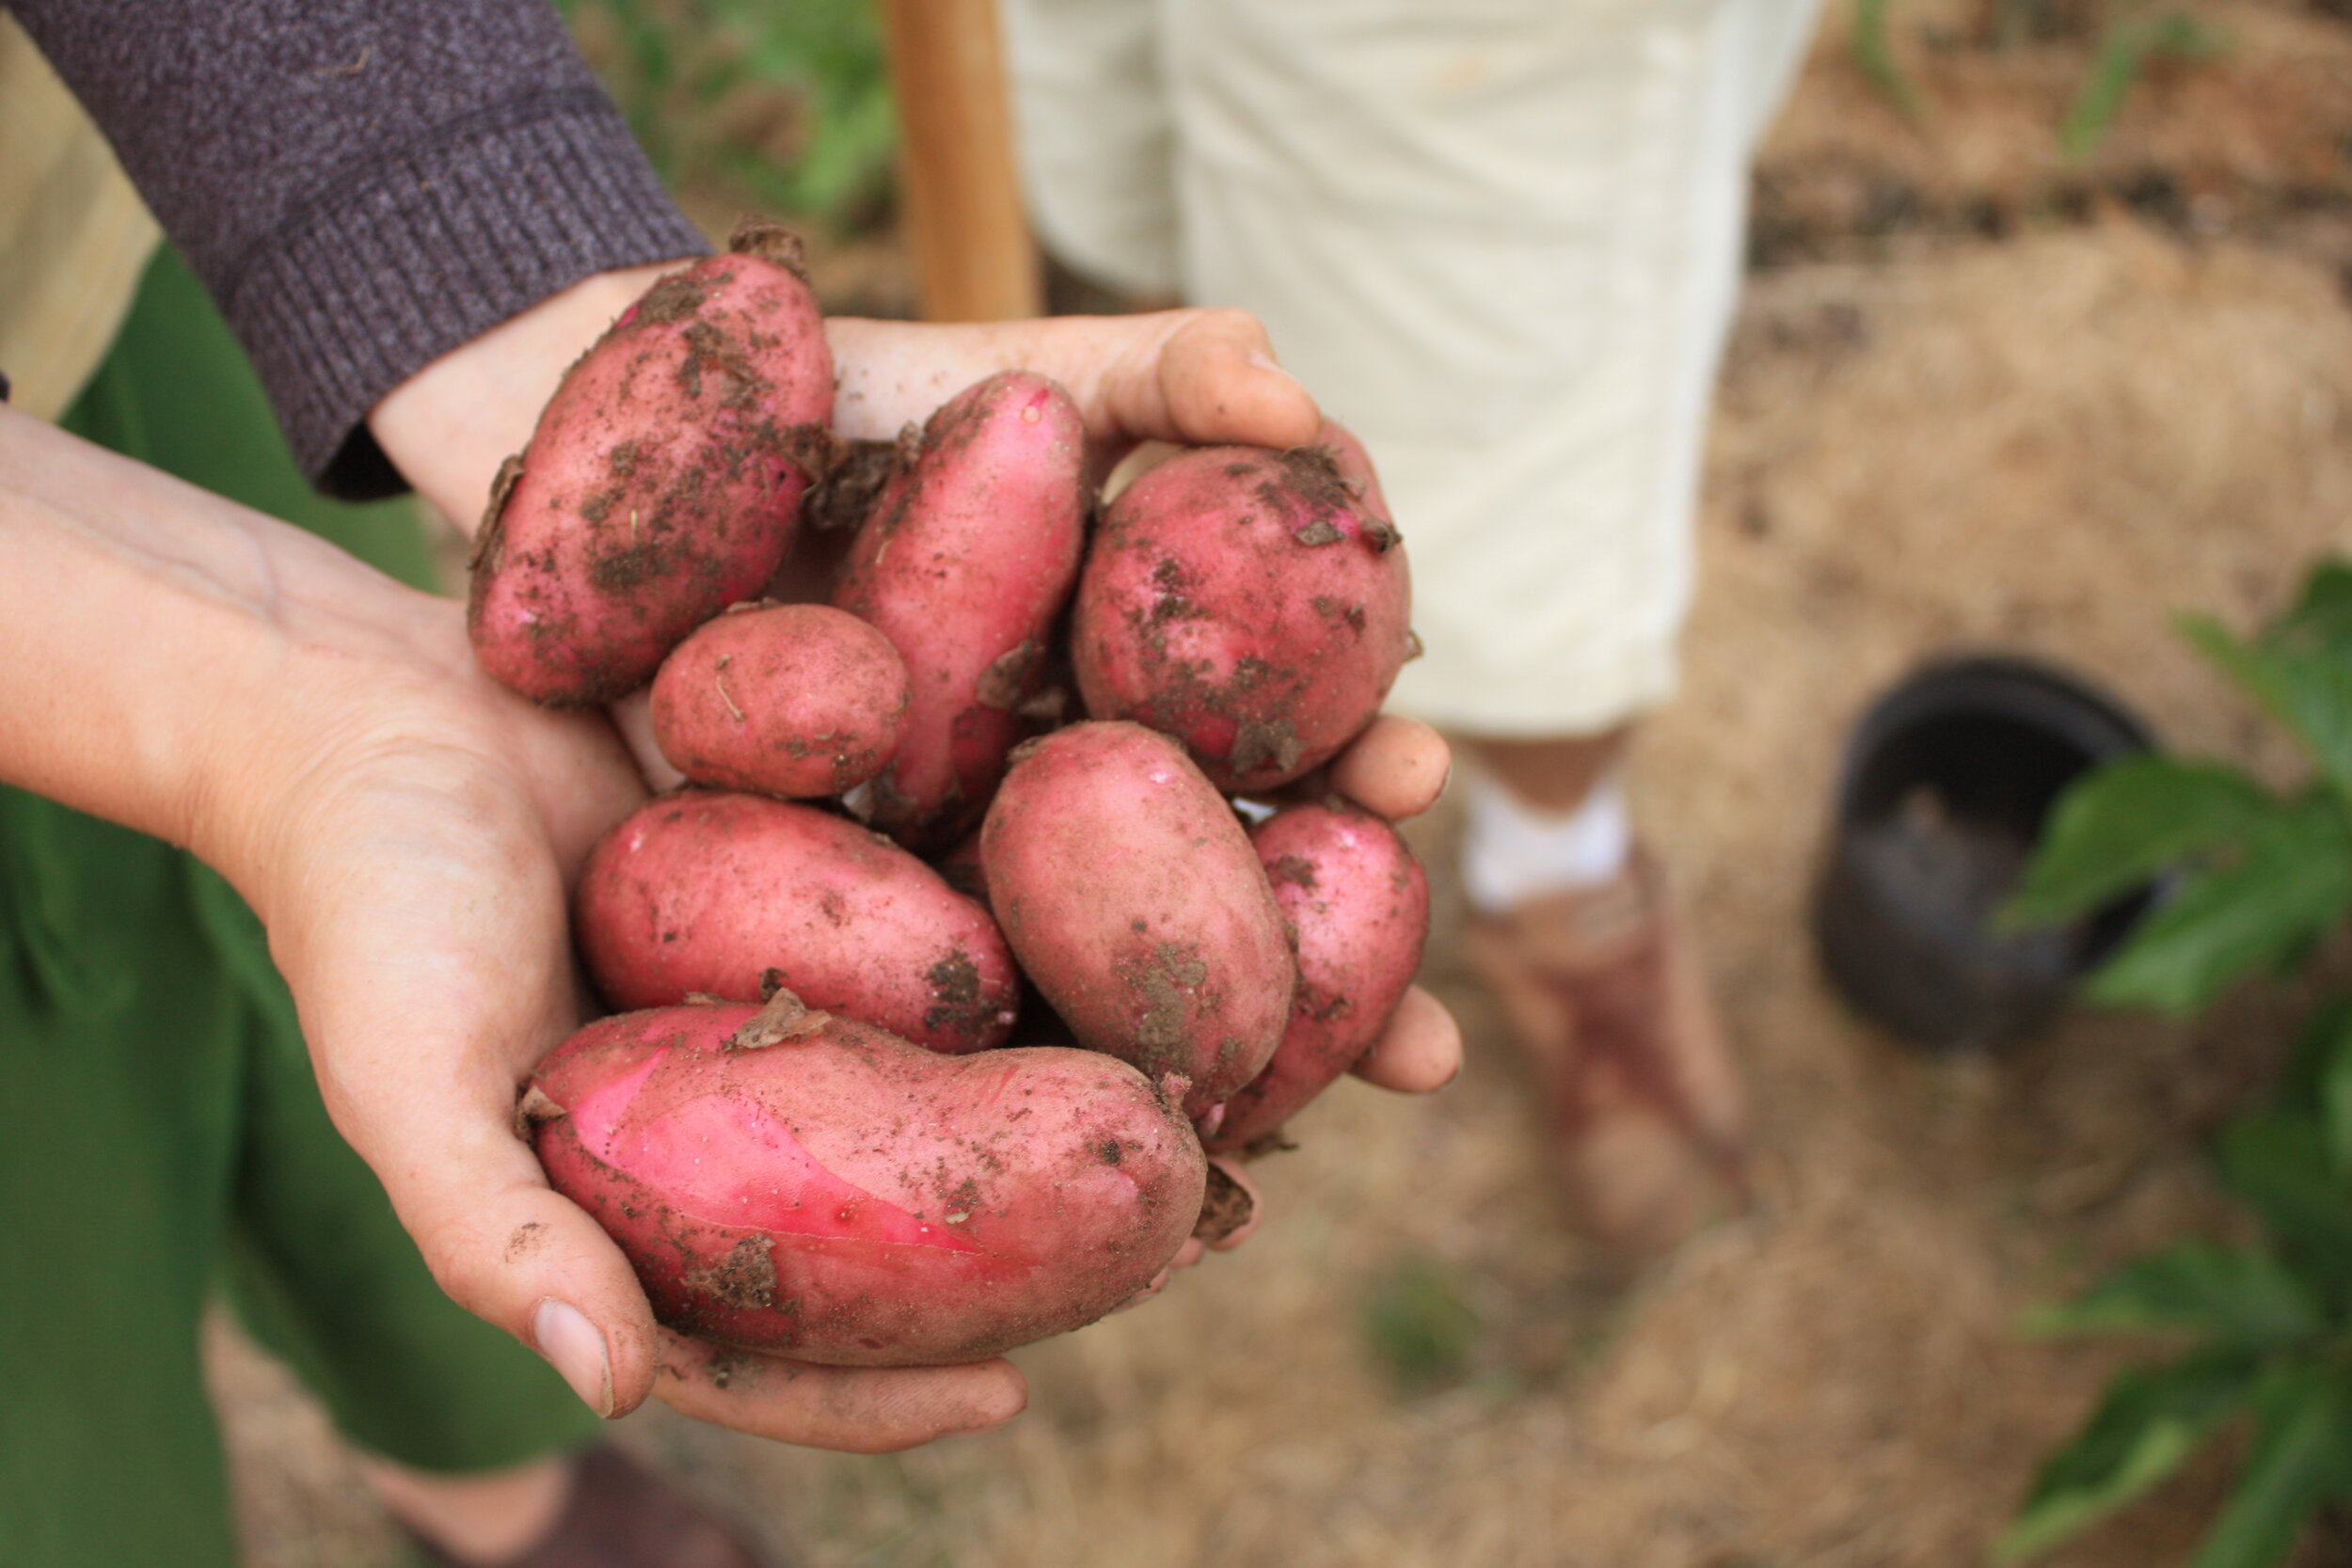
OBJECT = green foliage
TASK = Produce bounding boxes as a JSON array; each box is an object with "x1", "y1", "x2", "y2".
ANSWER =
[
  {"x1": 2003, "y1": 756, "x2": 2273, "y2": 928},
  {"x1": 1998, "y1": 1350, "x2": 2266, "y2": 1560},
  {"x1": 2003, "y1": 565, "x2": 2352, "y2": 1016},
  {"x1": 1359, "y1": 1255, "x2": 1482, "y2": 1393},
  {"x1": 2061, "y1": 13, "x2": 2229, "y2": 160},
  {"x1": 2005, "y1": 566, "x2": 2352, "y2": 1564},
  {"x1": 1849, "y1": 2, "x2": 2230, "y2": 159},
  {"x1": 1851, "y1": 0, "x2": 1923, "y2": 122},
  {"x1": 2021, "y1": 1243, "x2": 2325, "y2": 1348},
  {"x1": 551, "y1": 0, "x2": 897, "y2": 230}
]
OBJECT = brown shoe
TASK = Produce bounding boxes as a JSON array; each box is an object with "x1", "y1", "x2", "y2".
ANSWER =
[
  {"x1": 1464, "y1": 847, "x2": 1751, "y2": 1255},
  {"x1": 403, "y1": 1444, "x2": 785, "y2": 1568}
]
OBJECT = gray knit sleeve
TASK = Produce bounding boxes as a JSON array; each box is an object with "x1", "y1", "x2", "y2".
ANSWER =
[{"x1": 9, "y1": 0, "x2": 712, "y2": 498}]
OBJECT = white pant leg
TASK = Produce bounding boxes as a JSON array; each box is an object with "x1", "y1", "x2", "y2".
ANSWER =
[
  {"x1": 999, "y1": 0, "x2": 1182, "y2": 300},
  {"x1": 1008, "y1": 0, "x2": 1822, "y2": 736}
]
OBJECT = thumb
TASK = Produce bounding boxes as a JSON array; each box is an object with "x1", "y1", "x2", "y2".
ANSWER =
[
  {"x1": 313, "y1": 1019, "x2": 669, "y2": 1419},
  {"x1": 391, "y1": 1132, "x2": 666, "y2": 1419},
  {"x1": 1136, "y1": 308, "x2": 1323, "y2": 451}
]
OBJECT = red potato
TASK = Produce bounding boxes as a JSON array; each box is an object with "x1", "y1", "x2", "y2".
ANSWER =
[
  {"x1": 577, "y1": 791, "x2": 1019, "y2": 1054},
  {"x1": 649, "y1": 602, "x2": 910, "y2": 799},
  {"x1": 1207, "y1": 802, "x2": 1430, "y2": 1154},
  {"x1": 1072, "y1": 442, "x2": 1413, "y2": 794},
  {"x1": 832, "y1": 371, "x2": 1087, "y2": 850},
  {"x1": 980, "y1": 722, "x2": 1294, "y2": 1118},
  {"x1": 469, "y1": 222, "x2": 831, "y2": 705},
  {"x1": 528, "y1": 996, "x2": 1206, "y2": 1365}
]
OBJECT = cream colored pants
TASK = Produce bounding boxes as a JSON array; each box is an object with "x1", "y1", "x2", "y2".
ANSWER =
[
  {"x1": 0, "y1": 15, "x2": 157, "y2": 420},
  {"x1": 1002, "y1": 0, "x2": 1820, "y2": 736}
]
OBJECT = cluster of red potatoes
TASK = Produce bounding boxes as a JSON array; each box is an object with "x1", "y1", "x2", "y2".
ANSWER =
[{"x1": 470, "y1": 223, "x2": 1430, "y2": 1368}]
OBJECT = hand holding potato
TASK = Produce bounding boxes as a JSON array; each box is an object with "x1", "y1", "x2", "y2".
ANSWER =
[{"x1": 357, "y1": 261, "x2": 1459, "y2": 1434}]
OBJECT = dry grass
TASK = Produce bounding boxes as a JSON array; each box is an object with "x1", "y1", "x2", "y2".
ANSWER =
[{"x1": 208, "y1": 14, "x2": 2352, "y2": 1568}]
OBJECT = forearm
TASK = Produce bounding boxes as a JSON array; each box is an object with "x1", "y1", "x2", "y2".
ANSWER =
[
  {"x1": 0, "y1": 404, "x2": 443, "y2": 879},
  {"x1": 12, "y1": 0, "x2": 705, "y2": 499}
]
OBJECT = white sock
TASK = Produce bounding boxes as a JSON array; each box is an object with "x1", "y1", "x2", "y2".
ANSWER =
[{"x1": 1461, "y1": 770, "x2": 1632, "y2": 914}]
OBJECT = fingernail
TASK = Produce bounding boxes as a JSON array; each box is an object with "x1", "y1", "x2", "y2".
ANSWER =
[
  {"x1": 1245, "y1": 351, "x2": 1298, "y2": 383},
  {"x1": 533, "y1": 1298, "x2": 613, "y2": 1418}
]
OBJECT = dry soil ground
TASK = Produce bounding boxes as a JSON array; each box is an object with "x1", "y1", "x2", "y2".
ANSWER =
[{"x1": 209, "y1": 6, "x2": 2352, "y2": 1564}]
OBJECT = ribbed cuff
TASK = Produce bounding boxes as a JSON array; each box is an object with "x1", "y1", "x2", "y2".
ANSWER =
[{"x1": 226, "y1": 89, "x2": 710, "y2": 499}]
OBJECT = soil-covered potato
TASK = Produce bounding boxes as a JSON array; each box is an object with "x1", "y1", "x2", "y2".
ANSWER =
[
  {"x1": 1072, "y1": 439, "x2": 1412, "y2": 794},
  {"x1": 832, "y1": 371, "x2": 1088, "y2": 850},
  {"x1": 649, "y1": 601, "x2": 910, "y2": 799},
  {"x1": 1208, "y1": 802, "x2": 1429, "y2": 1153},
  {"x1": 576, "y1": 790, "x2": 1019, "y2": 1054},
  {"x1": 469, "y1": 222, "x2": 831, "y2": 705},
  {"x1": 980, "y1": 721, "x2": 1295, "y2": 1118},
  {"x1": 528, "y1": 997, "x2": 1206, "y2": 1365}
]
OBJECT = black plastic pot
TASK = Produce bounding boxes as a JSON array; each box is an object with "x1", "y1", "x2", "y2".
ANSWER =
[{"x1": 1811, "y1": 656, "x2": 2161, "y2": 1050}]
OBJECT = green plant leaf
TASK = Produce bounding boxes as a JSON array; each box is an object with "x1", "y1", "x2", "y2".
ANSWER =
[
  {"x1": 1359, "y1": 1255, "x2": 1482, "y2": 1393},
  {"x1": 2273, "y1": 997, "x2": 2352, "y2": 1176},
  {"x1": 2185, "y1": 1370, "x2": 2352, "y2": 1568},
  {"x1": 2082, "y1": 793, "x2": 2352, "y2": 1014},
  {"x1": 2217, "y1": 1114, "x2": 2352, "y2": 1309},
  {"x1": 2003, "y1": 755, "x2": 2274, "y2": 928},
  {"x1": 1997, "y1": 1350, "x2": 2262, "y2": 1560},
  {"x1": 2062, "y1": 14, "x2": 2229, "y2": 161},
  {"x1": 2269, "y1": 561, "x2": 2352, "y2": 662},
  {"x1": 1851, "y1": 0, "x2": 1923, "y2": 120},
  {"x1": 2185, "y1": 616, "x2": 2352, "y2": 814},
  {"x1": 2024, "y1": 1242, "x2": 2327, "y2": 1348},
  {"x1": 2326, "y1": 1037, "x2": 2352, "y2": 1180}
]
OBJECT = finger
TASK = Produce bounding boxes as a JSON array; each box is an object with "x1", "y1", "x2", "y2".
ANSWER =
[
  {"x1": 1327, "y1": 716, "x2": 1450, "y2": 820},
  {"x1": 603, "y1": 688, "x2": 685, "y2": 793},
  {"x1": 330, "y1": 1027, "x2": 668, "y2": 1422},
  {"x1": 1109, "y1": 1264, "x2": 1177, "y2": 1314},
  {"x1": 825, "y1": 311, "x2": 1321, "y2": 454},
  {"x1": 653, "y1": 1333, "x2": 1026, "y2": 1452},
  {"x1": 1139, "y1": 309, "x2": 1323, "y2": 451},
  {"x1": 271, "y1": 781, "x2": 666, "y2": 1421},
  {"x1": 325, "y1": 1026, "x2": 667, "y2": 1421},
  {"x1": 1349, "y1": 986, "x2": 1462, "y2": 1094}
]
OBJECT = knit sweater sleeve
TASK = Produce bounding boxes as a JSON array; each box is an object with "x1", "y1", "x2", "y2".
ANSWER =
[{"x1": 8, "y1": 0, "x2": 711, "y2": 498}]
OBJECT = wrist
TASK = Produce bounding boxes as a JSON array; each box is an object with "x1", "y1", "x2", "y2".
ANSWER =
[
  {"x1": 0, "y1": 406, "x2": 461, "y2": 906},
  {"x1": 368, "y1": 261, "x2": 692, "y2": 531}
]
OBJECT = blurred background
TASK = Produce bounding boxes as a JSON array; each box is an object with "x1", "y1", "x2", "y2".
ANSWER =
[{"x1": 209, "y1": 0, "x2": 2352, "y2": 1562}]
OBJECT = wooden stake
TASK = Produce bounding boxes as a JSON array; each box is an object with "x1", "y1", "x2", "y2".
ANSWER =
[{"x1": 877, "y1": 0, "x2": 1043, "y2": 323}]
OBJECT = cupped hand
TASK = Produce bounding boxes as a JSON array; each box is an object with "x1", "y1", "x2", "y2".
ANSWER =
[
  {"x1": 236, "y1": 595, "x2": 1024, "y2": 1449},
  {"x1": 367, "y1": 277, "x2": 1455, "y2": 1323}
]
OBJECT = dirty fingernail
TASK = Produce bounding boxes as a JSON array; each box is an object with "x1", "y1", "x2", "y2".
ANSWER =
[{"x1": 533, "y1": 1297, "x2": 614, "y2": 1418}]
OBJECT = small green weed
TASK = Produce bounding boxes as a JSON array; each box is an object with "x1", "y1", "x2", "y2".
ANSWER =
[
  {"x1": 1359, "y1": 1255, "x2": 1482, "y2": 1393},
  {"x1": 1851, "y1": 1, "x2": 2230, "y2": 160}
]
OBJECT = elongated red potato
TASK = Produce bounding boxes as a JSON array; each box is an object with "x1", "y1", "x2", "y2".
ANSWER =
[
  {"x1": 529, "y1": 998, "x2": 1206, "y2": 1364},
  {"x1": 469, "y1": 222, "x2": 832, "y2": 705},
  {"x1": 576, "y1": 791, "x2": 1019, "y2": 1054},
  {"x1": 1207, "y1": 802, "x2": 1430, "y2": 1153},
  {"x1": 649, "y1": 602, "x2": 911, "y2": 798},
  {"x1": 981, "y1": 722, "x2": 1294, "y2": 1117},
  {"x1": 1073, "y1": 442, "x2": 1413, "y2": 793},
  {"x1": 832, "y1": 371, "x2": 1087, "y2": 849}
]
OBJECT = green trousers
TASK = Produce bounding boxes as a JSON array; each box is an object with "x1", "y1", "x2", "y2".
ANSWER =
[{"x1": 0, "y1": 249, "x2": 599, "y2": 1568}]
